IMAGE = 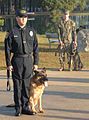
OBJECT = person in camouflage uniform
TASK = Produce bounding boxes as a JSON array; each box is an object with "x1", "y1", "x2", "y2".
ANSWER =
[{"x1": 57, "y1": 10, "x2": 77, "y2": 71}]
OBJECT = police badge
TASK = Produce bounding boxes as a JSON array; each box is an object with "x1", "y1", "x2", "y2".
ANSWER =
[{"x1": 29, "y1": 31, "x2": 33, "y2": 37}]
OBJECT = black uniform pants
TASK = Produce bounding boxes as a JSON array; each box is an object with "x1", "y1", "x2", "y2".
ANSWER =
[{"x1": 11, "y1": 55, "x2": 33, "y2": 111}]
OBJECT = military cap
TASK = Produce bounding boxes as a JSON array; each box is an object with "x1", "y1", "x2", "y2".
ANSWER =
[
  {"x1": 16, "y1": 9, "x2": 28, "y2": 17},
  {"x1": 63, "y1": 10, "x2": 70, "y2": 15}
]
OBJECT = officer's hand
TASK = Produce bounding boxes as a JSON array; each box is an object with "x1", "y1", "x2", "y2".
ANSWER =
[
  {"x1": 7, "y1": 66, "x2": 13, "y2": 71},
  {"x1": 33, "y1": 65, "x2": 38, "y2": 71},
  {"x1": 73, "y1": 41, "x2": 77, "y2": 48},
  {"x1": 60, "y1": 41, "x2": 64, "y2": 46}
]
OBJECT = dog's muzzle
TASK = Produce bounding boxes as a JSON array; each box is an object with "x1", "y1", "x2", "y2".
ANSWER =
[
  {"x1": 44, "y1": 81, "x2": 48, "y2": 87},
  {"x1": 39, "y1": 76, "x2": 48, "y2": 87},
  {"x1": 44, "y1": 77, "x2": 48, "y2": 87}
]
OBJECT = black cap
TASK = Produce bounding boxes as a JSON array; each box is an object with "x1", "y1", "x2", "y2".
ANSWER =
[{"x1": 16, "y1": 9, "x2": 28, "y2": 17}]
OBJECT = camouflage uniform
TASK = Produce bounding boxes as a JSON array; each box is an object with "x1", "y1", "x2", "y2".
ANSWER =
[{"x1": 57, "y1": 16, "x2": 77, "y2": 70}]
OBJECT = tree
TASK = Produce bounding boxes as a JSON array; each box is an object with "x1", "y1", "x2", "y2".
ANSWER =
[
  {"x1": 42, "y1": 0, "x2": 87, "y2": 12},
  {"x1": 42, "y1": 0, "x2": 87, "y2": 21},
  {"x1": 42, "y1": 0, "x2": 88, "y2": 31}
]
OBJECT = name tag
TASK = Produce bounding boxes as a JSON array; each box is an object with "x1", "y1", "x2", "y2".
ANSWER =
[{"x1": 14, "y1": 35, "x2": 18, "y2": 37}]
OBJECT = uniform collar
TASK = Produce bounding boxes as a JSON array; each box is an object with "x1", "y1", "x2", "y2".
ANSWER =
[{"x1": 17, "y1": 24, "x2": 26, "y2": 30}]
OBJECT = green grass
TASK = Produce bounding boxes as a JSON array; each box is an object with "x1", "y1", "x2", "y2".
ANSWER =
[
  {"x1": 38, "y1": 34, "x2": 89, "y2": 70},
  {"x1": 0, "y1": 32, "x2": 89, "y2": 70}
]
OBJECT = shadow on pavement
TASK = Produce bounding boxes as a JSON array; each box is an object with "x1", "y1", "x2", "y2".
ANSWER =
[
  {"x1": 42, "y1": 114, "x2": 89, "y2": 120},
  {"x1": 45, "y1": 108, "x2": 89, "y2": 114},
  {"x1": 46, "y1": 68, "x2": 89, "y2": 72},
  {"x1": 48, "y1": 77, "x2": 89, "y2": 83},
  {"x1": 0, "y1": 105, "x2": 15, "y2": 116},
  {"x1": 0, "y1": 90, "x2": 13, "y2": 93},
  {"x1": 45, "y1": 90, "x2": 89, "y2": 99}
]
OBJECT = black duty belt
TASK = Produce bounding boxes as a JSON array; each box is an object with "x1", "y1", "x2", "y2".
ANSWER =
[{"x1": 14, "y1": 54, "x2": 31, "y2": 57}]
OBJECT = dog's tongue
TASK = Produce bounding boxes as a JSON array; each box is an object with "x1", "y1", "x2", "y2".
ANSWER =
[{"x1": 44, "y1": 81, "x2": 48, "y2": 87}]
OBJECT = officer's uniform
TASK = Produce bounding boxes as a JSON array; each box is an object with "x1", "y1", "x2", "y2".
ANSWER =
[
  {"x1": 5, "y1": 11, "x2": 39, "y2": 115},
  {"x1": 57, "y1": 11, "x2": 77, "y2": 70}
]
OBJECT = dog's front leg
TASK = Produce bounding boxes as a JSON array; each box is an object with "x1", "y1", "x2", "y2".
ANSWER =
[
  {"x1": 29, "y1": 97, "x2": 37, "y2": 113},
  {"x1": 38, "y1": 96, "x2": 44, "y2": 113}
]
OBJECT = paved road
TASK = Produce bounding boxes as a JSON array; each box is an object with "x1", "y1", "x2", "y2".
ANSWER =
[{"x1": 0, "y1": 69, "x2": 89, "y2": 120}]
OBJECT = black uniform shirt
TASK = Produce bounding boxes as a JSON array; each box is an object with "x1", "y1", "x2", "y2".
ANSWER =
[{"x1": 5, "y1": 25, "x2": 39, "y2": 66}]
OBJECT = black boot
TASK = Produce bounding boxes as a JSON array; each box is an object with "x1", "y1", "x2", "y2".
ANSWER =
[
  {"x1": 22, "y1": 107, "x2": 36, "y2": 115},
  {"x1": 15, "y1": 108, "x2": 21, "y2": 116}
]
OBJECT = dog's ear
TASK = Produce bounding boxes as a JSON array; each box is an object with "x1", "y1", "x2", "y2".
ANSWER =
[{"x1": 42, "y1": 67, "x2": 46, "y2": 72}]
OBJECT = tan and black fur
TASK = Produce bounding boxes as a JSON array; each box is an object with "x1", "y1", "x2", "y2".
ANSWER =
[
  {"x1": 29, "y1": 68, "x2": 48, "y2": 113},
  {"x1": 68, "y1": 47, "x2": 83, "y2": 71}
]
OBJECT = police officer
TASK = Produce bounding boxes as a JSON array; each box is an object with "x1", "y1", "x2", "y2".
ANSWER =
[
  {"x1": 5, "y1": 9, "x2": 39, "y2": 116},
  {"x1": 57, "y1": 10, "x2": 77, "y2": 71}
]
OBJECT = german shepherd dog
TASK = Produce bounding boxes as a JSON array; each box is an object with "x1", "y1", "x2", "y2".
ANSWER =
[
  {"x1": 29, "y1": 68, "x2": 48, "y2": 114},
  {"x1": 69, "y1": 43, "x2": 83, "y2": 71},
  {"x1": 55, "y1": 43, "x2": 83, "y2": 71}
]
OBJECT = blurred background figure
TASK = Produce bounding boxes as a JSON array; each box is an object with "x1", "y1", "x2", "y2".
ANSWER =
[{"x1": 57, "y1": 10, "x2": 77, "y2": 71}]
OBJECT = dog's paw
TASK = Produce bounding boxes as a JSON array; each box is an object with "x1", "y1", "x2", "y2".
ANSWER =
[
  {"x1": 39, "y1": 109, "x2": 44, "y2": 113},
  {"x1": 32, "y1": 110, "x2": 37, "y2": 114}
]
